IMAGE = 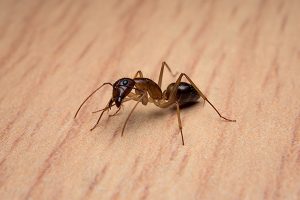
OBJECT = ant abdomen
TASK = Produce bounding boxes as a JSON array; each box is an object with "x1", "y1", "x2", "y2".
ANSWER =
[{"x1": 164, "y1": 82, "x2": 200, "y2": 106}]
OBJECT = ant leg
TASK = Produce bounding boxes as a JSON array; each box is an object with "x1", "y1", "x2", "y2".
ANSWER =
[
  {"x1": 109, "y1": 106, "x2": 121, "y2": 117},
  {"x1": 90, "y1": 92, "x2": 144, "y2": 130},
  {"x1": 92, "y1": 98, "x2": 132, "y2": 113},
  {"x1": 176, "y1": 101, "x2": 184, "y2": 145},
  {"x1": 92, "y1": 91, "x2": 144, "y2": 114},
  {"x1": 92, "y1": 107, "x2": 112, "y2": 113},
  {"x1": 90, "y1": 100, "x2": 111, "y2": 131},
  {"x1": 170, "y1": 73, "x2": 236, "y2": 122},
  {"x1": 158, "y1": 61, "x2": 178, "y2": 88},
  {"x1": 133, "y1": 70, "x2": 143, "y2": 78},
  {"x1": 90, "y1": 107, "x2": 109, "y2": 131},
  {"x1": 121, "y1": 93, "x2": 146, "y2": 136}
]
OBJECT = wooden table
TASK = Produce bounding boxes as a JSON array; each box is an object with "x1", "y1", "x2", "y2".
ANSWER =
[{"x1": 1, "y1": 0, "x2": 299, "y2": 199}]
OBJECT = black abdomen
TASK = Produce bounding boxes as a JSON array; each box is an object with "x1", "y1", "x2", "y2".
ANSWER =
[{"x1": 165, "y1": 82, "x2": 200, "y2": 106}]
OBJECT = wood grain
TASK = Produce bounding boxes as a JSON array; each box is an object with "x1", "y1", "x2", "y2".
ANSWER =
[{"x1": 1, "y1": 0, "x2": 300, "y2": 199}]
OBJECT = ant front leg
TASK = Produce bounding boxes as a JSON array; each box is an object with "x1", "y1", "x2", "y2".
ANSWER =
[
  {"x1": 121, "y1": 92, "x2": 146, "y2": 137},
  {"x1": 90, "y1": 99, "x2": 112, "y2": 131},
  {"x1": 158, "y1": 62, "x2": 178, "y2": 88},
  {"x1": 92, "y1": 98, "x2": 133, "y2": 113},
  {"x1": 108, "y1": 106, "x2": 121, "y2": 117},
  {"x1": 170, "y1": 73, "x2": 236, "y2": 122}
]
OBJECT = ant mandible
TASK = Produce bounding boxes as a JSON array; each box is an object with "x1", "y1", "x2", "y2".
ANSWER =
[{"x1": 74, "y1": 62, "x2": 236, "y2": 145}]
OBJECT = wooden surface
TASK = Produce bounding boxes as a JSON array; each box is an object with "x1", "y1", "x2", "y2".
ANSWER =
[{"x1": 0, "y1": 0, "x2": 300, "y2": 199}]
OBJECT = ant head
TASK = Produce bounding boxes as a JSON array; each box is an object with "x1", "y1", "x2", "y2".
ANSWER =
[{"x1": 112, "y1": 78, "x2": 135, "y2": 107}]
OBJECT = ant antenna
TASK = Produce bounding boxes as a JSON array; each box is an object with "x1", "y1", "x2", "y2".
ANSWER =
[{"x1": 74, "y1": 83, "x2": 113, "y2": 118}]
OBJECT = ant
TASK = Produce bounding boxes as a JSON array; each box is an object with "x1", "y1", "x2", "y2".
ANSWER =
[{"x1": 74, "y1": 62, "x2": 236, "y2": 145}]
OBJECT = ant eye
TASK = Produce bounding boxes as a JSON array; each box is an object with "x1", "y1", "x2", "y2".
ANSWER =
[{"x1": 122, "y1": 80, "x2": 128, "y2": 85}]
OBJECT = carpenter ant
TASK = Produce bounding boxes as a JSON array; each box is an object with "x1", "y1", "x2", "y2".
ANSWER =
[{"x1": 74, "y1": 62, "x2": 236, "y2": 145}]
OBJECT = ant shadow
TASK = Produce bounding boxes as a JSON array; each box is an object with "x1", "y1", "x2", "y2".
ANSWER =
[
  {"x1": 174, "y1": 101, "x2": 200, "y2": 110},
  {"x1": 94, "y1": 100, "x2": 204, "y2": 136},
  {"x1": 124, "y1": 101, "x2": 202, "y2": 124},
  {"x1": 107, "y1": 101, "x2": 202, "y2": 118}
]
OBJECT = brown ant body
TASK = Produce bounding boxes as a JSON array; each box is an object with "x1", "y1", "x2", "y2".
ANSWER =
[{"x1": 74, "y1": 62, "x2": 236, "y2": 145}]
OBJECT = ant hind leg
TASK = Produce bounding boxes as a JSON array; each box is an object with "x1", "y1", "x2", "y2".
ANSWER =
[
  {"x1": 170, "y1": 73, "x2": 236, "y2": 122},
  {"x1": 175, "y1": 101, "x2": 184, "y2": 145}
]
